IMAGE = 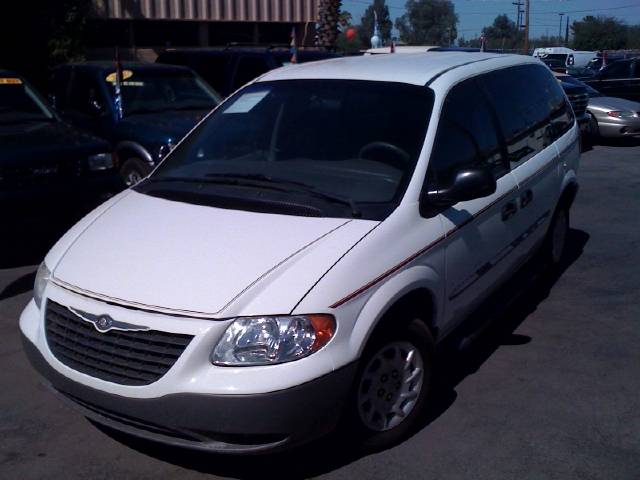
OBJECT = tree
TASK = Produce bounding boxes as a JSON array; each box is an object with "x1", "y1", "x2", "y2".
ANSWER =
[
  {"x1": 336, "y1": 10, "x2": 361, "y2": 53},
  {"x1": 395, "y1": 0, "x2": 458, "y2": 46},
  {"x1": 627, "y1": 25, "x2": 640, "y2": 49},
  {"x1": 316, "y1": 0, "x2": 343, "y2": 48},
  {"x1": 0, "y1": 0, "x2": 91, "y2": 88},
  {"x1": 482, "y1": 14, "x2": 523, "y2": 49},
  {"x1": 358, "y1": 0, "x2": 394, "y2": 48},
  {"x1": 571, "y1": 16, "x2": 628, "y2": 51}
]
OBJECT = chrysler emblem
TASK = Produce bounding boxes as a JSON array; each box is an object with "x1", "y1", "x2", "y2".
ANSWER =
[{"x1": 67, "y1": 307, "x2": 150, "y2": 333}]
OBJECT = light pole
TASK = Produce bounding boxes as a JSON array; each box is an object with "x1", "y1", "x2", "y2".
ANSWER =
[{"x1": 558, "y1": 13, "x2": 565, "y2": 44}]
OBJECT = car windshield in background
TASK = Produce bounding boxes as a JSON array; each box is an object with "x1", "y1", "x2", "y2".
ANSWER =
[
  {"x1": 106, "y1": 69, "x2": 220, "y2": 116},
  {"x1": 559, "y1": 75, "x2": 601, "y2": 97},
  {"x1": 143, "y1": 80, "x2": 434, "y2": 220},
  {"x1": 0, "y1": 78, "x2": 55, "y2": 124}
]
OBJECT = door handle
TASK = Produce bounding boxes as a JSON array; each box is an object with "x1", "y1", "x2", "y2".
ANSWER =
[
  {"x1": 502, "y1": 201, "x2": 518, "y2": 221},
  {"x1": 520, "y1": 189, "x2": 533, "y2": 209}
]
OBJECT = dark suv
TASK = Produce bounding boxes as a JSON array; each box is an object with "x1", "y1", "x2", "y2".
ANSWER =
[
  {"x1": 0, "y1": 70, "x2": 120, "y2": 217},
  {"x1": 584, "y1": 58, "x2": 639, "y2": 102},
  {"x1": 156, "y1": 46, "x2": 339, "y2": 97},
  {"x1": 50, "y1": 62, "x2": 220, "y2": 185}
]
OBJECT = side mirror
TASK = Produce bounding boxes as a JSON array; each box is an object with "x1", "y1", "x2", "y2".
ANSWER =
[{"x1": 425, "y1": 167, "x2": 497, "y2": 207}]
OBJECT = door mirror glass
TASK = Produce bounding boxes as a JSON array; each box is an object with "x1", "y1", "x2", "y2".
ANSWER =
[{"x1": 426, "y1": 167, "x2": 497, "y2": 207}]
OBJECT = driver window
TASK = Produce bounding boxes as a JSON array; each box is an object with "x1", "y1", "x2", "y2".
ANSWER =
[
  {"x1": 427, "y1": 78, "x2": 507, "y2": 188},
  {"x1": 70, "y1": 71, "x2": 105, "y2": 115}
]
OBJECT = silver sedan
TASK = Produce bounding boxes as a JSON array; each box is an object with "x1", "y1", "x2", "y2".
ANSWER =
[{"x1": 587, "y1": 96, "x2": 640, "y2": 138}]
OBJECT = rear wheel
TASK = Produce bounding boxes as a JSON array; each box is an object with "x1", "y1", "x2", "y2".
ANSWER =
[
  {"x1": 543, "y1": 205, "x2": 570, "y2": 267},
  {"x1": 120, "y1": 158, "x2": 151, "y2": 187},
  {"x1": 349, "y1": 318, "x2": 434, "y2": 450}
]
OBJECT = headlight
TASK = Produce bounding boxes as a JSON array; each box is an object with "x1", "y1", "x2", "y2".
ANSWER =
[
  {"x1": 211, "y1": 315, "x2": 335, "y2": 366},
  {"x1": 87, "y1": 153, "x2": 115, "y2": 171},
  {"x1": 607, "y1": 111, "x2": 637, "y2": 118},
  {"x1": 33, "y1": 262, "x2": 51, "y2": 309}
]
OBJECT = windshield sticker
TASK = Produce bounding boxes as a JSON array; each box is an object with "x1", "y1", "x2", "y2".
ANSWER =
[
  {"x1": 0, "y1": 78, "x2": 22, "y2": 85},
  {"x1": 121, "y1": 81, "x2": 144, "y2": 87},
  {"x1": 223, "y1": 91, "x2": 269, "y2": 114},
  {"x1": 106, "y1": 70, "x2": 134, "y2": 83}
]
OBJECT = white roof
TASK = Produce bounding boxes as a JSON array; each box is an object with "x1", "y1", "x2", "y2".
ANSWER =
[{"x1": 259, "y1": 52, "x2": 538, "y2": 87}]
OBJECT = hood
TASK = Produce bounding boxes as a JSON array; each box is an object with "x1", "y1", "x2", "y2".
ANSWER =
[
  {"x1": 117, "y1": 109, "x2": 210, "y2": 144},
  {"x1": 51, "y1": 190, "x2": 374, "y2": 316},
  {"x1": 588, "y1": 96, "x2": 640, "y2": 113},
  {"x1": 0, "y1": 120, "x2": 109, "y2": 163}
]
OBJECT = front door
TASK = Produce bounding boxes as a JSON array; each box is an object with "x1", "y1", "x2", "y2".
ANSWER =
[{"x1": 424, "y1": 77, "x2": 521, "y2": 332}]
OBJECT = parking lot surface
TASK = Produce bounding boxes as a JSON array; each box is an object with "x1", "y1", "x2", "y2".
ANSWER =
[{"x1": 1, "y1": 141, "x2": 639, "y2": 479}]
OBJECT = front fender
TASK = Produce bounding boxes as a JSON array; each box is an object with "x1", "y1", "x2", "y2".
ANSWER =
[{"x1": 346, "y1": 264, "x2": 443, "y2": 358}]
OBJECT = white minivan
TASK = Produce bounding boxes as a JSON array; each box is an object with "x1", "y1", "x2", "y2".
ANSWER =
[{"x1": 21, "y1": 52, "x2": 580, "y2": 453}]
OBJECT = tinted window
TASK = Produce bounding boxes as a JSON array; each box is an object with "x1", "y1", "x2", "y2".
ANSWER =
[
  {"x1": 428, "y1": 78, "x2": 507, "y2": 187},
  {"x1": 158, "y1": 52, "x2": 229, "y2": 94},
  {"x1": 232, "y1": 56, "x2": 271, "y2": 91},
  {"x1": 103, "y1": 68, "x2": 219, "y2": 116},
  {"x1": 146, "y1": 80, "x2": 434, "y2": 220},
  {"x1": 482, "y1": 64, "x2": 559, "y2": 167},
  {"x1": 0, "y1": 78, "x2": 55, "y2": 124},
  {"x1": 69, "y1": 70, "x2": 105, "y2": 115},
  {"x1": 601, "y1": 61, "x2": 632, "y2": 80}
]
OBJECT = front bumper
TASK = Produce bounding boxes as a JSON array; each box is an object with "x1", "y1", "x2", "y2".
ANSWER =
[
  {"x1": 21, "y1": 320, "x2": 357, "y2": 454},
  {"x1": 596, "y1": 117, "x2": 640, "y2": 138}
]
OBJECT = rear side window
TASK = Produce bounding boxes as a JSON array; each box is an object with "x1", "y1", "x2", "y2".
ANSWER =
[
  {"x1": 481, "y1": 64, "x2": 559, "y2": 167},
  {"x1": 428, "y1": 77, "x2": 507, "y2": 187},
  {"x1": 601, "y1": 61, "x2": 632, "y2": 80}
]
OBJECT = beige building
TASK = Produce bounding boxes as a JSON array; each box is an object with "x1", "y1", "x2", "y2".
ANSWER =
[{"x1": 88, "y1": 0, "x2": 319, "y2": 59}]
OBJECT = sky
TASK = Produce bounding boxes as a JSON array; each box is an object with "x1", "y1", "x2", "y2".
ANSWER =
[{"x1": 341, "y1": 0, "x2": 640, "y2": 40}]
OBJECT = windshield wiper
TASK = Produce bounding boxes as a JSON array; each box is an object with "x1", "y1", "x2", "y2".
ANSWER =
[
  {"x1": 149, "y1": 173, "x2": 362, "y2": 218},
  {"x1": 208, "y1": 174, "x2": 362, "y2": 218}
]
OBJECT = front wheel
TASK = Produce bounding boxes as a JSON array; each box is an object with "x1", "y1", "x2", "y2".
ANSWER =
[
  {"x1": 120, "y1": 158, "x2": 151, "y2": 187},
  {"x1": 349, "y1": 318, "x2": 434, "y2": 450}
]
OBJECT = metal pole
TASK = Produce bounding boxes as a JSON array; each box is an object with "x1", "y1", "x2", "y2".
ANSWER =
[
  {"x1": 558, "y1": 13, "x2": 564, "y2": 44},
  {"x1": 524, "y1": 0, "x2": 529, "y2": 53},
  {"x1": 565, "y1": 16, "x2": 569, "y2": 46}
]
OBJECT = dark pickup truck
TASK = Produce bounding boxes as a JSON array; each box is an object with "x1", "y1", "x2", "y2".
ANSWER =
[
  {"x1": 50, "y1": 62, "x2": 220, "y2": 186},
  {"x1": 0, "y1": 70, "x2": 121, "y2": 218}
]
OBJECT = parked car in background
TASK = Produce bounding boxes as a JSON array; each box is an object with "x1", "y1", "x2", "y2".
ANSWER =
[
  {"x1": 557, "y1": 76, "x2": 590, "y2": 139},
  {"x1": 558, "y1": 74, "x2": 640, "y2": 139},
  {"x1": 533, "y1": 47, "x2": 597, "y2": 72},
  {"x1": 583, "y1": 58, "x2": 640, "y2": 102},
  {"x1": 0, "y1": 70, "x2": 120, "y2": 218},
  {"x1": 156, "y1": 45, "x2": 340, "y2": 97},
  {"x1": 22, "y1": 52, "x2": 579, "y2": 454},
  {"x1": 50, "y1": 62, "x2": 220, "y2": 186}
]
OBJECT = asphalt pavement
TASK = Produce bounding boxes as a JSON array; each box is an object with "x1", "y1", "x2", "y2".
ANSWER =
[{"x1": 1, "y1": 139, "x2": 639, "y2": 479}]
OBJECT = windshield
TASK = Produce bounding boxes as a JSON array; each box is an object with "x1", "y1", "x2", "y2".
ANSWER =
[
  {"x1": 106, "y1": 69, "x2": 220, "y2": 116},
  {"x1": 142, "y1": 80, "x2": 434, "y2": 220},
  {"x1": 0, "y1": 77, "x2": 55, "y2": 124}
]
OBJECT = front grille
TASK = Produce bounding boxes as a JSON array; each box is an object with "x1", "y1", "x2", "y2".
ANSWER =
[
  {"x1": 568, "y1": 92, "x2": 589, "y2": 117},
  {"x1": 45, "y1": 301, "x2": 193, "y2": 386}
]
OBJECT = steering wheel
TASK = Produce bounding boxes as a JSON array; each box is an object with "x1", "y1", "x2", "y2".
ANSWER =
[{"x1": 358, "y1": 141, "x2": 411, "y2": 167}]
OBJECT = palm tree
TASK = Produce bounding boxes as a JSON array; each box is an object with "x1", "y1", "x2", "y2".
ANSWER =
[{"x1": 316, "y1": 0, "x2": 342, "y2": 49}]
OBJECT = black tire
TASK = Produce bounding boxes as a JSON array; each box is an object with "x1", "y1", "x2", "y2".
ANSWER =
[
  {"x1": 588, "y1": 113, "x2": 600, "y2": 142},
  {"x1": 542, "y1": 204, "x2": 570, "y2": 267},
  {"x1": 120, "y1": 157, "x2": 151, "y2": 187},
  {"x1": 346, "y1": 317, "x2": 434, "y2": 451}
]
